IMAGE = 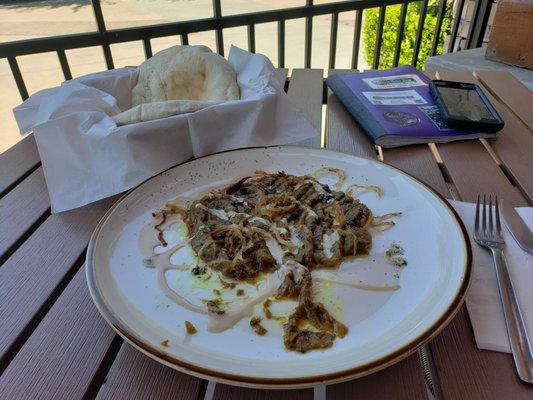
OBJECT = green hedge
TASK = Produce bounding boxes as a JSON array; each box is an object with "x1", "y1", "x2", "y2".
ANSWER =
[{"x1": 363, "y1": 1, "x2": 452, "y2": 69}]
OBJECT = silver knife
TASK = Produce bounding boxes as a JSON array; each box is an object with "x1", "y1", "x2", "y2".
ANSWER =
[{"x1": 501, "y1": 201, "x2": 533, "y2": 255}]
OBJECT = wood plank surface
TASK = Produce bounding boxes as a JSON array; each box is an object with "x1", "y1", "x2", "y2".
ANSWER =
[
  {"x1": 0, "y1": 196, "x2": 115, "y2": 363},
  {"x1": 327, "y1": 67, "x2": 532, "y2": 399},
  {"x1": 287, "y1": 68, "x2": 324, "y2": 147},
  {"x1": 0, "y1": 134, "x2": 40, "y2": 196},
  {"x1": 474, "y1": 70, "x2": 533, "y2": 131},
  {"x1": 382, "y1": 146, "x2": 450, "y2": 198},
  {"x1": 2, "y1": 65, "x2": 529, "y2": 400},
  {"x1": 328, "y1": 356, "x2": 426, "y2": 400},
  {"x1": 0, "y1": 267, "x2": 116, "y2": 400},
  {"x1": 0, "y1": 167, "x2": 49, "y2": 260},
  {"x1": 97, "y1": 344, "x2": 202, "y2": 400},
  {"x1": 435, "y1": 69, "x2": 533, "y2": 203},
  {"x1": 276, "y1": 68, "x2": 289, "y2": 86},
  {"x1": 424, "y1": 69, "x2": 533, "y2": 399},
  {"x1": 431, "y1": 307, "x2": 533, "y2": 399},
  {"x1": 214, "y1": 385, "x2": 314, "y2": 400},
  {"x1": 436, "y1": 140, "x2": 525, "y2": 205},
  {"x1": 422, "y1": 160, "x2": 533, "y2": 398},
  {"x1": 381, "y1": 147, "x2": 524, "y2": 399},
  {"x1": 324, "y1": 78, "x2": 428, "y2": 400},
  {"x1": 325, "y1": 91, "x2": 376, "y2": 158}
]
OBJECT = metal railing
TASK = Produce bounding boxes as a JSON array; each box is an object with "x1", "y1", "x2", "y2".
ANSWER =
[{"x1": 0, "y1": 0, "x2": 493, "y2": 101}]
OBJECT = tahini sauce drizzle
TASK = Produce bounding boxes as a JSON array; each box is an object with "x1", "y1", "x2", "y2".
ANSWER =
[
  {"x1": 138, "y1": 214, "x2": 289, "y2": 332},
  {"x1": 314, "y1": 276, "x2": 399, "y2": 291},
  {"x1": 138, "y1": 176, "x2": 401, "y2": 333},
  {"x1": 139, "y1": 214, "x2": 400, "y2": 331},
  {"x1": 207, "y1": 271, "x2": 283, "y2": 332},
  {"x1": 138, "y1": 218, "x2": 206, "y2": 314}
]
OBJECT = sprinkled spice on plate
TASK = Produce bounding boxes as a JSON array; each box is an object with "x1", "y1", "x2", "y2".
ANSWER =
[
  {"x1": 143, "y1": 258, "x2": 155, "y2": 268},
  {"x1": 386, "y1": 242, "x2": 407, "y2": 267},
  {"x1": 185, "y1": 321, "x2": 197, "y2": 335},
  {"x1": 250, "y1": 316, "x2": 267, "y2": 335}
]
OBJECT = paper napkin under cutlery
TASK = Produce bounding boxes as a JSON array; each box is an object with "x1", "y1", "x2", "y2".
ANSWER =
[{"x1": 450, "y1": 200, "x2": 533, "y2": 353}]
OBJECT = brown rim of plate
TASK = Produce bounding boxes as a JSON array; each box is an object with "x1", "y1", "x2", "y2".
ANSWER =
[{"x1": 86, "y1": 145, "x2": 472, "y2": 388}]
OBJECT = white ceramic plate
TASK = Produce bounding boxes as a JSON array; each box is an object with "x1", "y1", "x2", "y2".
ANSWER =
[{"x1": 87, "y1": 146, "x2": 471, "y2": 388}]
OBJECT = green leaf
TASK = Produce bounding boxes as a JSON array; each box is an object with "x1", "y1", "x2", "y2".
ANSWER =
[{"x1": 362, "y1": 1, "x2": 453, "y2": 70}]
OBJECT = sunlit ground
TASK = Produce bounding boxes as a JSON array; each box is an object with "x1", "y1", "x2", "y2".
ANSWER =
[{"x1": 0, "y1": 0, "x2": 369, "y2": 153}]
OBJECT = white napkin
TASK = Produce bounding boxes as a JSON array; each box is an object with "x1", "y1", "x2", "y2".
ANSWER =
[
  {"x1": 13, "y1": 46, "x2": 317, "y2": 213},
  {"x1": 450, "y1": 200, "x2": 533, "y2": 353}
]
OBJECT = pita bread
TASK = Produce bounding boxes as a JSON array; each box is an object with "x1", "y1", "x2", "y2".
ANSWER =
[
  {"x1": 132, "y1": 45, "x2": 239, "y2": 106},
  {"x1": 113, "y1": 99, "x2": 220, "y2": 126}
]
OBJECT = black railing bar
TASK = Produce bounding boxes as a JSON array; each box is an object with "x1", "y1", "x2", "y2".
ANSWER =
[
  {"x1": 329, "y1": 12, "x2": 339, "y2": 69},
  {"x1": 464, "y1": 0, "x2": 482, "y2": 49},
  {"x1": 372, "y1": 6, "x2": 386, "y2": 69},
  {"x1": 90, "y1": 0, "x2": 114, "y2": 69},
  {"x1": 142, "y1": 37, "x2": 153, "y2": 59},
  {"x1": 305, "y1": 0, "x2": 313, "y2": 68},
  {"x1": 411, "y1": 0, "x2": 429, "y2": 66},
  {"x1": 56, "y1": 49, "x2": 72, "y2": 80},
  {"x1": 91, "y1": 0, "x2": 107, "y2": 34},
  {"x1": 351, "y1": 9, "x2": 363, "y2": 69},
  {"x1": 1, "y1": 32, "x2": 100, "y2": 58},
  {"x1": 278, "y1": 19, "x2": 285, "y2": 68},
  {"x1": 466, "y1": 0, "x2": 492, "y2": 49},
  {"x1": 101, "y1": 45, "x2": 114, "y2": 70},
  {"x1": 7, "y1": 56, "x2": 29, "y2": 100},
  {"x1": 447, "y1": 0, "x2": 465, "y2": 53},
  {"x1": 430, "y1": 0, "x2": 447, "y2": 56},
  {"x1": 392, "y1": 2, "x2": 408, "y2": 67},
  {"x1": 0, "y1": 0, "x2": 421, "y2": 59},
  {"x1": 212, "y1": 0, "x2": 224, "y2": 56},
  {"x1": 475, "y1": 2, "x2": 493, "y2": 48},
  {"x1": 247, "y1": 24, "x2": 255, "y2": 53},
  {"x1": 181, "y1": 33, "x2": 189, "y2": 45},
  {"x1": 284, "y1": 76, "x2": 290, "y2": 93}
]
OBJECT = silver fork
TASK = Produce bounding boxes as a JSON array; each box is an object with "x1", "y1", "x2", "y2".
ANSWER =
[{"x1": 474, "y1": 195, "x2": 533, "y2": 383}]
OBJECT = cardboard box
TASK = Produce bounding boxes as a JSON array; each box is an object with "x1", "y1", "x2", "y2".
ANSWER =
[{"x1": 485, "y1": 0, "x2": 533, "y2": 69}]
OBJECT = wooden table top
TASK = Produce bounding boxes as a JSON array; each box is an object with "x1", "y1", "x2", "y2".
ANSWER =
[{"x1": 0, "y1": 67, "x2": 532, "y2": 400}]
